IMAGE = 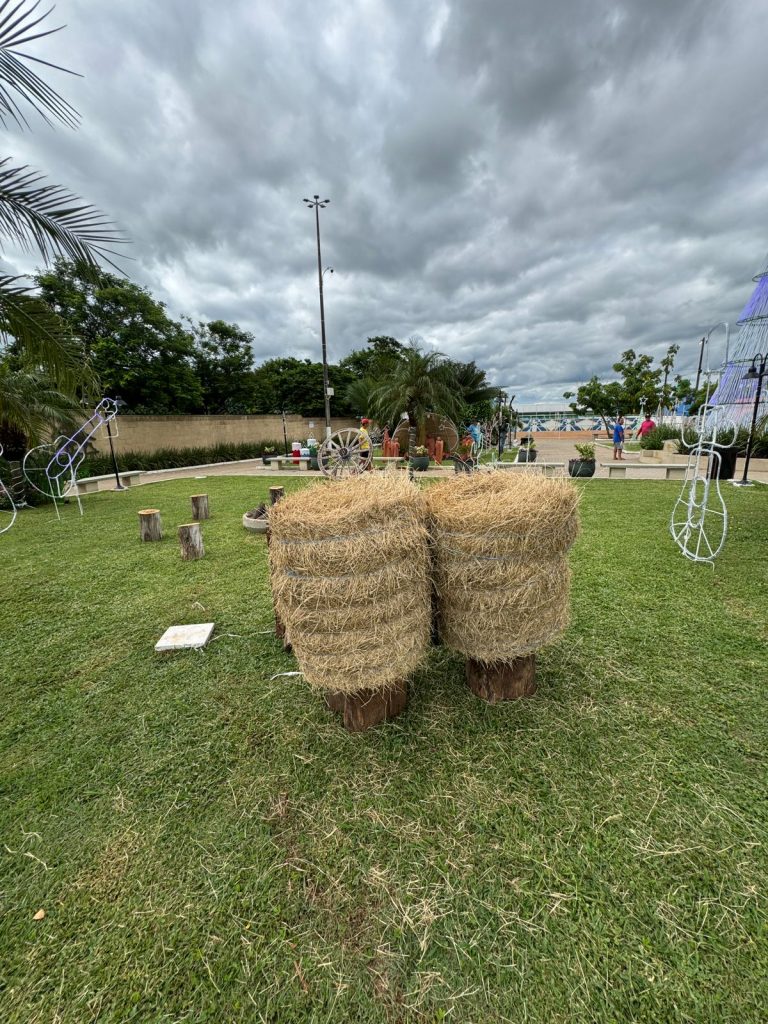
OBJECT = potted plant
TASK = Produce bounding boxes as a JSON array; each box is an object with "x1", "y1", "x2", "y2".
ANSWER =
[
  {"x1": 261, "y1": 445, "x2": 276, "y2": 466},
  {"x1": 410, "y1": 445, "x2": 430, "y2": 472},
  {"x1": 568, "y1": 442, "x2": 596, "y2": 478},
  {"x1": 517, "y1": 436, "x2": 537, "y2": 463}
]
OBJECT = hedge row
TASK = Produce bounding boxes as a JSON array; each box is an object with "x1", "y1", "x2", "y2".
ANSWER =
[
  {"x1": 79, "y1": 440, "x2": 286, "y2": 477},
  {"x1": 639, "y1": 424, "x2": 768, "y2": 457}
]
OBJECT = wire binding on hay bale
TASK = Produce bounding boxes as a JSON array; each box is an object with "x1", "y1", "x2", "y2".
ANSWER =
[
  {"x1": 425, "y1": 473, "x2": 580, "y2": 664},
  {"x1": 268, "y1": 475, "x2": 431, "y2": 694}
]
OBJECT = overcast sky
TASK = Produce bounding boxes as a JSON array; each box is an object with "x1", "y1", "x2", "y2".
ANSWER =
[{"x1": 5, "y1": 0, "x2": 768, "y2": 406}]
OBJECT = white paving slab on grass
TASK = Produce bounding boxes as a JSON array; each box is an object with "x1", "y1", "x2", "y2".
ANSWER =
[{"x1": 155, "y1": 623, "x2": 215, "y2": 652}]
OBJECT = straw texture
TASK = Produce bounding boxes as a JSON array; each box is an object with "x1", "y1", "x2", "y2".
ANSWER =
[
  {"x1": 425, "y1": 473, "x2": 580, "y2": 663},
  {"x1": 268, "y1": 475, "x2": 431, "y2": 693}
]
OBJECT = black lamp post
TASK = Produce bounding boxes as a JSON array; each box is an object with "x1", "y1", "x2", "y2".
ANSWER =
[
  {"x1": 303, "y1": 195, "x2": 332, "y2": 440},
  {"x1": 733, "y1": 353, "x2": 767, "y2": 487},
  {"x1": 107, "y1": 398, "x2": 125, "y2": 490}
]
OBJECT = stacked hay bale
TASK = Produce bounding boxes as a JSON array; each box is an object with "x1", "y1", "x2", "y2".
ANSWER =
[
  {"x1": 425, "y1": 473, "x2": 580, "y2": 701},
  {"x1": 268, "y1": 474, "x2": 431, "y2": 729}
]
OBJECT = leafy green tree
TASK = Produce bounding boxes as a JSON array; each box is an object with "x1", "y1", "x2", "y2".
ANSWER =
[
  {"x1": 0, "y1": 2, "x2": 124, "y2": 439},
  {"x1": 191, "y1": 320, "x2": 255, "y2": 413},
  {"x1": 369, "y1": 341, "x2": 460, "y2": 454},
  {"x1": 251, "y1": 357, "x2": 355, "y2": 417},
  {"x1": 36, "y1": 261, "x2": 202, "y2": 413},
  {"x1": 564, "y1": 376, "x2": 624, "y2": 436},
  {"x1": 447, "y1": 359, "x2": 499, "y2": 422},
  {"x1": 611, "y1": 349, "x2": 662, "y2": 412},
  {"x1": 339, "y1": 336, "x2": 403, "y2": 380}
]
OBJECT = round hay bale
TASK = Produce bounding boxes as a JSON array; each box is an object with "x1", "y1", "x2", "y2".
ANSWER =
[
  {"x1": 425, "y1": 473, "x2": 580, "y2": 663},
  {"x1": 268, "y1": 475, "x2": 431, "y2": 693}
]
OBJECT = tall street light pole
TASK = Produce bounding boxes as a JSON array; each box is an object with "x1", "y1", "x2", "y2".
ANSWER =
[{"x1": 303, "y1": 195, "x2": 332, "y2": 439}]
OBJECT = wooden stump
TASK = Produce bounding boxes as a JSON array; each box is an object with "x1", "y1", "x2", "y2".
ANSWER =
[
  {"x1": 466, "y1": 655, "x2": 536, "y2": 703},
  {"x1": 178, "y1": 522, "x2": 204, "y2": 560},
  {"x1": 325, "y1": 682, "x2": 408, "y2": 732},
  {"x1": 269, "y1": 486, "x2": 285, "y2": 505},
  {"x1": 138, "y1": 508, "x2": 163, "y2": 542},
  {"x1": 191, "y1": 493, "x2": 210, "y2": 520}
]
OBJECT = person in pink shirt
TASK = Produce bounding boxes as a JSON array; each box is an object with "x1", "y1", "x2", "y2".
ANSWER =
[{"x1": 637, "y1": 415, "x2": 656, "y2": 438}]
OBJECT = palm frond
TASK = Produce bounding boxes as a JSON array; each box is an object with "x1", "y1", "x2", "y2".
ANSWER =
[
  {"x1": 0, "y1": 158, "x2": 125, "y2": 268},
  {"x1": 0, "y1": 0, "x2": 79, "y2": 130},
  {"x1": 0, "y1": 362, "x2": 82, "y2": 443},
  {"x1": 0, "y1": 274, "x2": 97, "y2": 395}
]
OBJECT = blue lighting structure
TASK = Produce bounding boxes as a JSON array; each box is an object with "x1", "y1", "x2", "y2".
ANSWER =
[{"x1": 709, "y1": 256, "x2": 768, "y2": 427}]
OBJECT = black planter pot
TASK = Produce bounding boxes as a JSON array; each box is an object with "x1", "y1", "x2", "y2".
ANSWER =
[
  {"x1": 410, "y1": 455, "x2": 430, "y2": 472},
  {"x1": 708, "y1": 446, "x2": 738, "y2": 480},
  {"x1": 517, "y1": 449, "x2": 537, "y2": 463},
  {"x1": 568, "y1": 458, "x2": 596, "y2": 478},
  {"x1": 454, "y1": 459, "x2": 473, "y2": 473},
  {"x1": 261, "y1": 456, "x2": 272, "y2": 466}
]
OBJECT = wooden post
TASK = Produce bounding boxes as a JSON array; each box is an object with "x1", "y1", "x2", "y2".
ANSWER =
[
  {"x1": 269, "y1": 486, "x2": 285, "y2": 505},
  {"x1": 325, "y1": 682, "x2": 408, "y2": 732},
  {"x1": 466, "y1": 655, "x2": 536, "y2": 703},
  {"x1": 138, "y1": 508, "x2": 163, "y2": 542},
  {"x1": 178, "y1": 522, "x2": 204, "y2": 560},
  {"x1": 191, "y1": 493, "x2": 209, "y2": 520}
]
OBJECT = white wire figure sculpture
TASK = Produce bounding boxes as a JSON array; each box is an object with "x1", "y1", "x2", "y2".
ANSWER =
[
  {"x1": 670, "y1": 325, "x2": 735, "y2": 564},
  {"x1": 317, "y1": 427, "x2": 372, "y2": 478},
  {"x1": 0, "y1": 445, "x2": 17, "y2": 536},
  {"x1": 23, "y1": 397, "x2": 119, "y2": 520}
]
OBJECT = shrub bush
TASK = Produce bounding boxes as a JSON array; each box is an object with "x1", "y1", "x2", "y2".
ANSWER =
[
  {"x1": 639, "y1": 425, "x2": 681, "y2": 450},
  {"x1": 79, "y1": 440, "x2": 285, "y2": 477}
]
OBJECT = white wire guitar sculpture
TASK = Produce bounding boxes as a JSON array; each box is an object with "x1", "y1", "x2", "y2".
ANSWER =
[
  {"x1": 669, "y1": 326, "x2": 734, "y2": 564},
  {"x1": 23, "y1": 398, "x2": 119, "y2": 520}
]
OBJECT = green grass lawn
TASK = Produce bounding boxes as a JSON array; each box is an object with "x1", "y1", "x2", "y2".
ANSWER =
[{"x1": 1, "y1": 477, "x2": 767, "y2": 1023}]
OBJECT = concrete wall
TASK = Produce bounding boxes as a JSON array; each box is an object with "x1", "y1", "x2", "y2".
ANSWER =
[{"x1": 92, "y1": 415, "x2": 359, "y2": 454}]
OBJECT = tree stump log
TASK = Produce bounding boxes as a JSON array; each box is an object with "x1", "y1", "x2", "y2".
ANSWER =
[
  {"x1": 325, "y1": 682, "x2": 408, "y2": 732},
  {"x1": 138, "y1": 508, "x2": 163, "y2": 542},
  {"x1": 269, "y1": 486, "x2": 285, "y2": 505},
  {"x1": 191, "y1": 493, "x2": 210, "y2": 520},
  {"x1": 466, "y1": 655, "x2": 536, "y2": 703},
  {"x1": 178, "y1": 522, "x2": 204, "y2": 560}
]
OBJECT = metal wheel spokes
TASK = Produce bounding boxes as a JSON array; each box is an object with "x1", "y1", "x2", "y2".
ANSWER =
[{"x1": 318, "y1": 428, "x2": 372, "y2": 478}]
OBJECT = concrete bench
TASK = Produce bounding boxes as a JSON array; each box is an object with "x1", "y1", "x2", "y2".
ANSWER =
[
  {"x1": 74, "y1": 471, "x2": 142, "y2": 493},
  {"x1": 496, "y1": 461, "x2": 565, "y2": 477},
  {"x1": 120, "y1": 471, "x2": 142, "y2": 486},
  {"x1": 601, "y1": 462, "x2": 687, "y2": 481},
  {"x1": 265, "y1": 455, "x2": 310, "y2": 471}
]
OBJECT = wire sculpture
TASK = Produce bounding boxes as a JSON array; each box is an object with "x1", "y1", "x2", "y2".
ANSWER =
[
  {"x1": 0, "y1": 445, "x2": 17, "y2": 536},
  {"x1": 670, "y1": 326, "x2": 735, "y2": 564},
  {"x1": 23, "y1": 397, "x2": 119, "y2": 520}
]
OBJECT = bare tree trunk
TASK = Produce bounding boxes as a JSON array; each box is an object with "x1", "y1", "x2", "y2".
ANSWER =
[
  {"x1": 178, "y1": 522, "x2": 204, "y2": 560},
  {"x1": 325, "y1": 682, "x2": 408, "y2": 732},
  {"x1": 190, "y1": 494, "x2": 209, "y2": 520},
  {"x1": 466, "y1": 655, "x2": 536, "y2": 702},
  {"x1": 138, "y1": 509, "x2": 162, "y2": 542}
]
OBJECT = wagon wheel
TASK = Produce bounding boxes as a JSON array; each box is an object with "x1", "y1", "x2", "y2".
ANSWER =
[{"x1": 318, "y1": 428, "x2": 373, "y2": 478}]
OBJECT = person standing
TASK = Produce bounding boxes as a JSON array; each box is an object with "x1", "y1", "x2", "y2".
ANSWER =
[
  {"x1": 613, "y1": 416, "x2": 625, "y2": 461},
  {"x1": 359, "y1": 418, "x2": 373, "y2": 470},
  {"x1": 498, "y1": 416, "x2": 509, "y2": 459},
  {"x1": 468, "y1": 420, "x2": 482, "y2": 448},
  {"x1": 636, "y1": 414, "x2": 656, "y2": 439}
]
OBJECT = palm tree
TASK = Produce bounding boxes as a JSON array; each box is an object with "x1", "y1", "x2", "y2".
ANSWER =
[
  {"x1": 0, "y1": 0, "x2": 124, "y2": 440},
  {"x1": 370, "y1": 340, "x2": 461, "y2": 455}
]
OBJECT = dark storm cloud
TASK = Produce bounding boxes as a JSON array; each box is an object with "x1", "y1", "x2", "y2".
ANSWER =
[{"x1": 5, "y1": 0, "x2": 768, "y2": 404}]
